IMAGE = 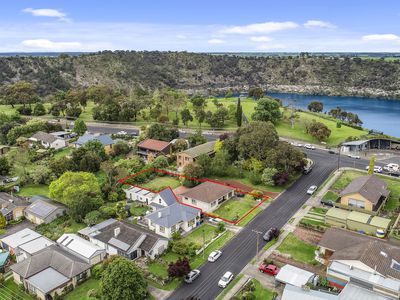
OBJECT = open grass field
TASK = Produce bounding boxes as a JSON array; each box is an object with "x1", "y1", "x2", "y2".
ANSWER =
[
  {"x1": 330, "y1": 170, "x2": 400, "y2": 212},
  {"x1": 277, "y1": 233, "x2": 318, "y2": 265},
  {"x1": 212, "y1": 196, "x2": 260, "y2": 223},
  {"x1": 64, "y1": 279, "x2": 99, "y2": 300},
  {"x1": 17, "y1": 184, "x2": 49, "y2": 197},
  {"x1": 141, "y1": 176, "x2": 182, "y2": 191}
]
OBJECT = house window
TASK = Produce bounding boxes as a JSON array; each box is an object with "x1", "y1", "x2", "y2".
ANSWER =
[
  {"x1": 159, "y1": 226, "x2": 165, "y2": 233},
  {"x1": 191, "y1": 199, "x2": 197, "y2": 205},
  {"x1": 159, "y1": 199, "x2": 162, "y2": 204},
  {"x1": 188, "y1": 219, "x2": 195, "y2": 227},
  {"x1": 349, "y1": 198, "x2": 365, "y2": 209},
  {"x1": 77, "y1": 271, "x2": 87, "y2": 282}
]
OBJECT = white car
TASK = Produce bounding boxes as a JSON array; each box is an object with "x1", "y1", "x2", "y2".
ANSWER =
[
  {"x1": 386, "y1": 163, "x2": 399, "y2": 171},
  {"x1": 117, "y1": 130, "x2": 128, "y2": 135},
  {"x1": 366, "y1": 166, "x2": 383, "y2": 173},
  {"x1": 184, "y1": 269, "x2": 201, "y2": 283},
  {"x1": 208, "y1": 250, "x2": 222, "y2": 262},
  {"x1": 218, "y1": 271, "x2": 234, "y2": 288},
  {"x1": 296, "y1": 143, "x2": 304, "y2": 148},
  {"x1": 307, "y1": 185, "x2": 318, "y2": 195},
  {"x1": 304, "y1": 144, "x2": 315, "y2": 150},
  {"x1": 348, "y1": 154, "x2": 360, "y2": 159}
]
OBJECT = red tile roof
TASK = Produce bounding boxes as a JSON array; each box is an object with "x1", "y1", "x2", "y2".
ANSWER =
[{"x1": 138, "y1": 139, "x2": 170, "y2": 152}]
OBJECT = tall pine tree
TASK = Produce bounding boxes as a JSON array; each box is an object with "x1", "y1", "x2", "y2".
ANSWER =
[{"x1": 236, "y1": 98, "x2": 242, "y2": 127}]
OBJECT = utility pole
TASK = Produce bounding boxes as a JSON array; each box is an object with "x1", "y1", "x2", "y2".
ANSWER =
[
  {"x1": 252, "y1": 230, "x2": 262, "y2": 261},
  {"x1": 337, "y1": 144, "x2": 342, "y2": 171},
  {"x1": 202, "y1": 229, "x2": 205, "y2": 259}
]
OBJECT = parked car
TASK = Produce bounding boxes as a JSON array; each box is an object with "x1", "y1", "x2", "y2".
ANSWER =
[
  {"x1": 367, "y1": 166, "x2": 383, "y2": 173},
  {"x1": 263, "y1": 227, "x2": 279, "y2": 242},
  {"x1": 296, "y1": 143, "x2": 304, "y2": 148},
  {"x1": 218, "y1": 271, "x2": 234, "y2": 288},
  {"x1": 304, "y1": 144, "x2": 315, "y2": 150},
  {"x1": 208, "y1": 250, "x2": 222, "y2": 262},
  {"x1": 184, "y1": 269, "x2": 201, "y2": 283},
  {"x1": 320, "y1": 198, "x2": 334, "y2": 207},
  {"x1": 386, "y1": 163, "x2": 399, "y2": 170},
  {"x1": 258, "y1": 264, "x2": 279, "y2": 276},
  {"x1": 348, "y1": 154, "x2": 360, "y2": 159},
  {"x1": 328, "y1": 149, "x2": 337, "y2": 154},
  {"x1": 307, "y1": 185, "x2": 318, "y2": 195}
]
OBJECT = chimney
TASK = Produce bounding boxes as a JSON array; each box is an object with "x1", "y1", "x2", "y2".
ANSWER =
[
  {"x1": 158, "y1": 211, "x2": 162, "y2": 218},
  {"x1": 114, "y1": 227, "x2": 120, "y2": 237}
]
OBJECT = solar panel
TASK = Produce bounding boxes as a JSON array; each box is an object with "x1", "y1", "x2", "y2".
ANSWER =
[
  {"x1": 392, "y1": 262, "x2": 400, "y2": 271},
  {"x1": 28, "y1": 201, "x2": 55, "y2": 217}
]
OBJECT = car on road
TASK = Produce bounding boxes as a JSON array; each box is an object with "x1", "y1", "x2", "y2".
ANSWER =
[
  {"x1": 218, "y1": 271, "x2": 234, "y2": 288},
  {"x1": 365, "y1": 166, "x2": 383, "y2": 173},
  {"x1": 384, "y1": 163, "x2": 399, "y2": 172},
  {"x1": 296, "y1": 143, "x2": 304, "y2": 148},
  {"x1": 263, "y1": 227, "x2": 279, "y2": 242},
  {"x1": 258, "y1": 263, "x2": 279, "y2": 276},
  {"x1": 328, "y1": 149, "x2": 337, "y2": 154},
  {"x1": 347, "y1": 154, "x2": 360, "y2": 159},
  {"x1": 304, "y1": 144, "x2": 315, "y2": 150},
  {"x1": 307, "y1": 185, "x2": 318, "y2": 195},
  {"x1": 208, "y1": 250, "x2": 222, "y2": 262},
  {"x1": 184, "y1": 269, "x2": 201, "y2": 283}
]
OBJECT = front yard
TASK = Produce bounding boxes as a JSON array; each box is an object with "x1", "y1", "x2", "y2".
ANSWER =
[
  {"x1": 276, "y1": 233, "x2": 318, "y2": 265},
  {"x1": 212, "y1": 196, "x2": 262, "y2": 224}
]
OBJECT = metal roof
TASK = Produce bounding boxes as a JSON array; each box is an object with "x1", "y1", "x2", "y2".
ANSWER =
[
  {"x1": 57, "y1": 234, "x2": 104, "y2": 259},
  {"x1": 282, "y1": 284, "x2": 338, "y2": 300},
  {"x1": 146, "y1": 202, "x2": 200, "y2": 227},
  {"x1": 158, "y1": 188, "x2": 177, "y2": 206},
  {"x1": 180, "y1": 141, "x2": 216, "y2": 158},
  {"x1": 75, "y1": 133, "x2": 114, "y2": 146},
  {"x1": 78, "y1": 218, "x2": 118, "y2": 237},
  {"x1": 370, "y1": 216, "x2": 391, "y2": 229},
  {"x1": 26, "y1": 267, "x2": 69, "y2": 294},
  {"x1": 275, "y1": 264, "x2": 315, "y2": 287},
  {"x1": 325, "y1": 207, "x2": 350, "y2": 220},
  {"x1": 18, "y1": 236, "x2": 54, "y2": 255},
  {"x1": 1, "y1": 228, "x2": 41, "y2": 249},
  {"x1": 0, "y1": 251, "x2": 9, "y2": 266},
  {"x1": 347, "y1": 211, "x2": 371, "y2": 223},
  {"x1": 338, "y1": 283, "x2": 393, "y2": 300},
  {"x1": 25, "y1": 200, "x2": 58, "y2": 219}
]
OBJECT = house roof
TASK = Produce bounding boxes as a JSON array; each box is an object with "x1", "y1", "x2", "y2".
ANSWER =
[
  {"x1": 325, "y1": 207, "x2": 350, "y2": 220},
  {"x1": 347, "y1": 211, "x2": 371, "y2": 223},
  {"x1": 0, "y1": 192, "x2": 30, "y2": 214},
  {"x1": 1, "y1": 228, "x2": 42, "y2": 249},
  {"x1": 342, "y1": 140, "x2": 369, "y2": 146},
  {"x1": 138, "y1": 139, "x2": 170, "y2": 152},
  {"x1": 30, "y1": 131, "x2": 58, "y2": 144},
  {"x1": 26, "y1": 267, "x2": 69, "y2": 294},
  {"x1": 180, "y1": 181, "x2": 235, "y2": 204},
  {"x1": 275, "y1": 264, "x2": 315, "y2": 287},
  {"x1": 57, "y1": 234, "x2": 104, "y2": 259},
  {"x1": 0, "y1": 251, "x2": 9, "y2": 266},
  {"x1": 180, "y1": 141, "x2": 216, "y2": 158},
  {"x1": 282, "y1": 284, "x2": 338, "y2": 300},
  {"x1": 11, "y1": 245, "x2": 91, "y2": 279},
  {"x1": 78, "y1": 218, "x2": 118, "y2": 237},
  {"x1": 18, "y1": 236, "x2": 54, "y2": 255},
  {"x1": 74, "y1": 133, "x2": 114, "y2": 146},
  {"x1": 338, "y1": 283, "x2": 393, "y2": 300},
  {"x1": 25, "y1": 197, "x2": 65, "y2": 219},
  {"x1": 146, "y1": 202, "x2": 200, "y2": 228},
  {"x1": 158, "y1": 188, "x2": 177, "y2": 206},
  {"x1": 91, "y1": 220, "x2": 166, "y2": 253},
  {"x1": 319, "y1": 228, "x2": 400, "y2": 280},
  {"x1": 339, "y1": 175, "x2": 390, "y2": 205}
]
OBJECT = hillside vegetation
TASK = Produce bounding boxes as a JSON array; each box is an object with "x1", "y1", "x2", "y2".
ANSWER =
[{"x1": 1, "y1": 51, "x2": 400, "y2": 98}]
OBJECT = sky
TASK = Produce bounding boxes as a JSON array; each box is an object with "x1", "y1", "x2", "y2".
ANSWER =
[{"x1": 1, "y1": 0, "x2": 400, "y2": 52}]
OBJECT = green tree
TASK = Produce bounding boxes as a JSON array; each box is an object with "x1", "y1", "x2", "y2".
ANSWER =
[
  {"x1": 308, "y1": 121, "x2": 331, "y2": 141},
  {"x1": 0, "y1": 156, "x2": 10, "y2": 176},
  {"x1": 194, "y1": 108, "x2": 206, "y2": 128},
  {"x1": 368, "y1": 156, "x2": 376, "y2": 175},
  {"x1": 210, "y1": 150, "x2": 231, "y2": 176},
  {"x1": 180, "y1": 108, "x2": 193, "y2": 126},
  {"x1": 261, "y1": 168, "x2": 278, "y2": 186},
  {"x1": 151, "y1": 155, "x2": 169, "y2": 169},
  {"x1": 187, "y1": 130, "x2": 207, "y2": 147},
  {"x1": 33, "y1": 103, "x2": 46, "y2": 116},
  {"x1": 49, "y1": 172, "x2": 103, "y2": 221},
  {"x1": 73, "y1": 119, "x2": 87, "y2": 135},
  {"x1": 182, "y1": 163, "x2": 204, "y2": 187},
  {"x1": 84, "y1": 210, "x2": 102, "y2": 226},
  {"x1": 251, "y1": 98, "x2": 282, "y2": 124},
  {"x1": 100, "y1": 257, "x2": 147, "y2": 300},
  {"x1": 236, "y1": 98, "x2": 242, "y2": 127},
  {"x1": 115, "y1": 202, "x2": 127, "y2": 220},
  {"x1": 0, "y1": 214, "x2": 6, "y2": 229},
  {"x1": 307, "y1": 101, "x2": 324, "y2": 112},
  {"x1": 248, "y1": 87, "x2": 264, "y2": 100},
  {"x1": 1, "y1": 81, "x2": 39, "y2": 108},
  {"x1": 146, "y1": 123, "x2": 179, "y2": 141},
  {"x1": 266, "y1": 142, "x2": 306, "y2": 174}
]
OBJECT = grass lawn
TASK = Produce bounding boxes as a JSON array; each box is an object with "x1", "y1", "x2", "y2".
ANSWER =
[
  {"x1": 263, "y1": 237, "x2": 279, "y2": 251},
  {"x1": 53, "y1": 147, "x2": 73, "y2": 159},
  {"x1": 17, "y1": 184, "x2": 49, "y2": 197},
  {"x1": 141, "y1": 176, "x2": 182, "y2": 192},
  {"x1": 212, "y1": 196, "x2": 260, "y2": 223},
  {"x1": 64, "y1": 279, "x2": 99, "y2": 300},
  {"x1": 181, "y1": 223, "x2": 218, "y2": 247},
  {"x1": 215, "y1": 274, "x2": 244, "y2": 300},
  {"x1": 277, "y1": 233, "x2": 318, "y2": 265},
  {"x1": 1, "y1": 279, "x2": 33, "y2": 300},
  {"x1": 237, "y1": 278, "x2": 276, "y2": 300},
  {"x1": 322, "y1": 191, "x2": 339, "y2": 202},
  {"x1": 331, "y1": 170, "x2": 400, "y2": 212},
  {"x1": 130, "y1": 202, "x2": 150, "y2": 216},
  {"x1": 310, "y1": 207, "x2": 329, "y2": 214},
  {"x1": 237, "y1": 207, "x2": 262, "y2": 226}
]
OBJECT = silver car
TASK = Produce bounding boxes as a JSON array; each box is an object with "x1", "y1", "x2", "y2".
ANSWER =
[
  {"x1": 184, "y1": 269, "x2": 201, "y2": 283},
  {"x1": 307, "y1": 185, "x2": 318, "y2": 195}
]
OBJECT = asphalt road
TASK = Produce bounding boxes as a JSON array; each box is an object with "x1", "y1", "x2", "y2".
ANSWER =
[{"x1": 169, "y1": 149, "x2": 374, "y2": 300}]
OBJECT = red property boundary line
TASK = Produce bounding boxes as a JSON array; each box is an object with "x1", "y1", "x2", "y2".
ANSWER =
[{"x1": 118, "y1": 168, "x2": 270, "y2": 225}]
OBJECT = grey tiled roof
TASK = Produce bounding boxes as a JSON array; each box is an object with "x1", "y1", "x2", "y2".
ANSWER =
[
  {"x1": 11, "y1": 245, "x2": 90, "y2": 279},
  {"x1": 0, "y1": 192, "x2": 29, "y2": 214},
  {"x1": 158, "y1": 188, "x2": 178, "y2": 206},
  {"x1": 340, "y1": 175, "x2": 390, "y2": 204},
  {"x1": 74, "y1": 133, "x2": 114, "y2": 146},
  {"x1": 180, "y1": 141, "x2": 216, "y2": 158},
  {"x1": 146, "y1": 202, "x2": 200, "y2": 227},
  {"x1": 180, "y1": 181, "x2": 235, "y2": 204},
  {"x1": 31, "y1": 131, "x2": 57, "y2": 144}
]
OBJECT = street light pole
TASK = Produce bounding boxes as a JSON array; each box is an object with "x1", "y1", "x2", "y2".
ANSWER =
[
  {"x1": 252, "y1": 230, "x2": 262, "y2": 261},
  {"x1": 202, "y1": 229, "x2": 205, "y2": 259}
]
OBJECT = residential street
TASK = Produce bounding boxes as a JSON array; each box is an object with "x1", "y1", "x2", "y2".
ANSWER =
[{"x1": 168, "y1": 149, "x2": 372, "y2": 300}]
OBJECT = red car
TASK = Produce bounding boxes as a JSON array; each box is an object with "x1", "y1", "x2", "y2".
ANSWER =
[{"x1": 258, "y1": 264, "x2": 279, "y2": 276}]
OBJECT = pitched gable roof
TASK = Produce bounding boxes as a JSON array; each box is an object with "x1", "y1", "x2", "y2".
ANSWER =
[
  {"x1": 180, "y1": 141, "x2": 216, "y2": 158},
  {"x1": 158, "y1": 188, "x2": 177, "y2": 206},
  {"x1": 11, "y1": 245, "x2": 90, "y2": 279},
  {"x1": 57, "y1": 234, "x2": 104, "y2": 259},
  {"x1": 180, "y1": 181, "x2": 235, "y2": 203},
  {"x1": 138, "y1": 139, "x2": 170, "y2": 152},
  {"x1": 146, "y1": 202, "x2": 200, "y2": 227},
  {"x1": 340, "y1": 175, "x2": 390, "y2": 204},
  {"x1": 31, "y1": 131, "x2": 58, "y2": 144},
  {"x1": 0, "y1": 192, "x2": 29, "y2": 214},
  {"x1": 75, "y1": 133, "x2": 114, "y2": 146},
  {"x1": 25, "y1": 197, "x2": 65, "y2": 219}
]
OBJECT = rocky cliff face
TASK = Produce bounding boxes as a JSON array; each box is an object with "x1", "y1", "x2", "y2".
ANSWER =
[{"x1": 1, "y1": 52, "x2": 399, "y2": 99}]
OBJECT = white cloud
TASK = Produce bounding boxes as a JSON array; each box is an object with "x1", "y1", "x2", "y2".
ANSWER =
[
  {"x1": 21, "y1": 39, "x2": 81, "y2": 50},
  {"x1": 250, "y1": 36, "x2": 272, "y2": 42},
  {"x1": 304, "y1": 20, "x2": 336, "y2": 29},
  {"x1": 256, "y1": 43, "x2": 286, "y2": 50},
  {"x1": 207, "y1": 38, "x2": 225, "y2": 44},
  {"x1": 22, "y1": 8, "x2": 69, "y2": 21},
  {"x1": 221, "y1": 21, "x2": 298, "y2": 35},
  {"x1": 362, "y1": 34, "x2": 400, "y2": 41},
  {"x1": 176, "y1": 34, "x2": 187, "y2": 39}
]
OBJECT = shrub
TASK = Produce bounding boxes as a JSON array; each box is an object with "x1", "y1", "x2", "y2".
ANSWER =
[
  {"x1": 248, "y1": 171, "x2": 262, "y2": 185},
  {"x1": 17, "y1": 106, "x2": 32, "y2": 115},
  {"x1": 91, "y1": 264, "x2": 104, "y2": 279},
  {"x1": 216, "y1": 222, "x2": 225, "y2": 233},
  {"x1": 33, "y1": 103, "x2": 46, "y2": 116},
  {"x1": 87, "y1": 289, "x2": 97, "y2": 298},
  {"x1": 99, "y1": 205, "x2": 117, "y2": 218}
]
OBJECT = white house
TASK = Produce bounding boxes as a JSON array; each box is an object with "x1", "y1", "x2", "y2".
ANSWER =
[
  {"x1": 179, "y1": 181, "x2": 236, "y2": 213},
  {"x1": 125, "y1": 187, "x2": 156, "y2": 204},
  {"x1": 57, "y1": 233, "x2": 106, "y2": 266},
  {"x1": 29, "y1": 131, "x2": 66, "y2": 149}
]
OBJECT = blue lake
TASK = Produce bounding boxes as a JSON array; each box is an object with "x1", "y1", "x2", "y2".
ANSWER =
[{"x1": 267, "y1": 92, "x2": 400, "y2": 138}]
